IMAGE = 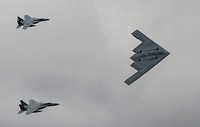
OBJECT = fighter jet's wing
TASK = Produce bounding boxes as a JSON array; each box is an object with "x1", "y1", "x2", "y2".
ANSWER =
[
  {"x1": 22, "y1": 15, "x2": 33, "y2": 29},
  {"x1": 29, "y1": 99, "x2": 38, "y2": 105},
  {"x1": 23, "y1": 22, "x2": 32, "y2": 29},
  {"x1": 26, "y1": 108, "x2": 37, "y2": 115},
  {"x1": 24, "y1": 15, "x2": 32, "y2": 20},
  {"x1": 125, "y1": 30, "x2": 170, "y2": 85},
  {"x1": 25, "y1": 99, "x2": 39, "y2": 115}
]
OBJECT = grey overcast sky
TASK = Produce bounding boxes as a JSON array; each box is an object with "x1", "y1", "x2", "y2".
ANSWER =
[{"x1": 0, "y1": 0, "x2": 200, "y2": 127}]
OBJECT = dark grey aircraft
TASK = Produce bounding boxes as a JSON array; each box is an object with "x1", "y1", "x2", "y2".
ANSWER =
[
  {"x1": 16, "y1": 15, "x2": 49, "y2": 29},
  {"x1": 125, "y1": 30, "x2": 170, "y2": 85},
  {"x1": 18, "y1": 99, "x2": 59, "y2": 115}
]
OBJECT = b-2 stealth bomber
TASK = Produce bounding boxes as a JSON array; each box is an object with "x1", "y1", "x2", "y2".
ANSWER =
[
  {"x1": 18, "y1": 99, "x2": 59, "y2": 115},
  {"x1": 125, "y1": 30, "x2": 170, "y2": 85},
  {"x1": 16, "y1": 15, "x2": 49, "y2": 29}
]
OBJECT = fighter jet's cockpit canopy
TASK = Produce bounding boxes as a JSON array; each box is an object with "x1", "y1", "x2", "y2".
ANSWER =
[
  {"x1": 18, "y1": 99, "x2": 59, "y2": 115},
  {"x1": 125, "y1": 30, "x2": 170, "y2": 85},
  {"x1": 16, "y1": 15, "x2": 50, "y2": 29}
]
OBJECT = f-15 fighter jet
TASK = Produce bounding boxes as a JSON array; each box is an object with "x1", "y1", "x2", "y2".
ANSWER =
[
  {"x1": 18, "y1": 99, "x2": 59, "y2": 115},
  {"x1": 16, "y1": 15, "x2": 50, "y2": 29},
  {"x1": 125, "y1": 30, "x2": 170, "y2": 85}
]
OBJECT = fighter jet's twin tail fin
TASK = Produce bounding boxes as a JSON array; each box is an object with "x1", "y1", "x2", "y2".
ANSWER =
[
  {"x1": 18, "y1": 100, "x2": 28, "y2": 114},
  {"x1": 16, "y1": 17, "x2": 24, "y2": 29}
]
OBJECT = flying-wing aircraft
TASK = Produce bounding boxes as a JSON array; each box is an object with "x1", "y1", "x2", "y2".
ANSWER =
[
  {"x1": 16, "y1": 15, "x2": 50, "y2": 29},
  {"x1": 125, "y1": 30, "x2": 170, "y2": 85},
  {"x1": 18, "y1": 99, "x2": 59, "y2": 115}
]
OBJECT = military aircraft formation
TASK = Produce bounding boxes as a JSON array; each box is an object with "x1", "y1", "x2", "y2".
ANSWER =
[
  {"x1": 16, "y1": 15, "x2": 59, "y2": 115},
  {"x1": 16, "y1": 15, "x2": 170, "y2": 115}
]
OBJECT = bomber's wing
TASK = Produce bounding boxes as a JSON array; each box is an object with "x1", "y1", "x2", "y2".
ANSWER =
[
  {"x1": 132, "y1": 30, "x2": 168, "y2": 53},
  {"x1": 25, "y1": 99, "x2": 39, "y2": 115},
  {"x1": 125, "y1": 30, "x2": 170, "y2": 85}
]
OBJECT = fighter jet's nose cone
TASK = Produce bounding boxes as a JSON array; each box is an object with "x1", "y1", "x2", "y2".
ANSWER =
[
  {"x1": 43, "y1": 19, "x2": 50, "y2": 21},
  {"x1": 49, "y1": 103, "x2": 59, "y2": 106},
  {"x1": 37, "y1": 18, "x2": 50, "y2": 22},
  {"x1": 54, "y1": 103, "x2": 59, "y2": 106}
]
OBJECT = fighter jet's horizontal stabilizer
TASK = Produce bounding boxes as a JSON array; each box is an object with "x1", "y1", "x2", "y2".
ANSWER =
[
  {"x1": 125, "y1": 30, "x2": 170, "y2": 85},
  {"x1": 18, "y1": 99, "x2": 59, "y2": 115}
]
